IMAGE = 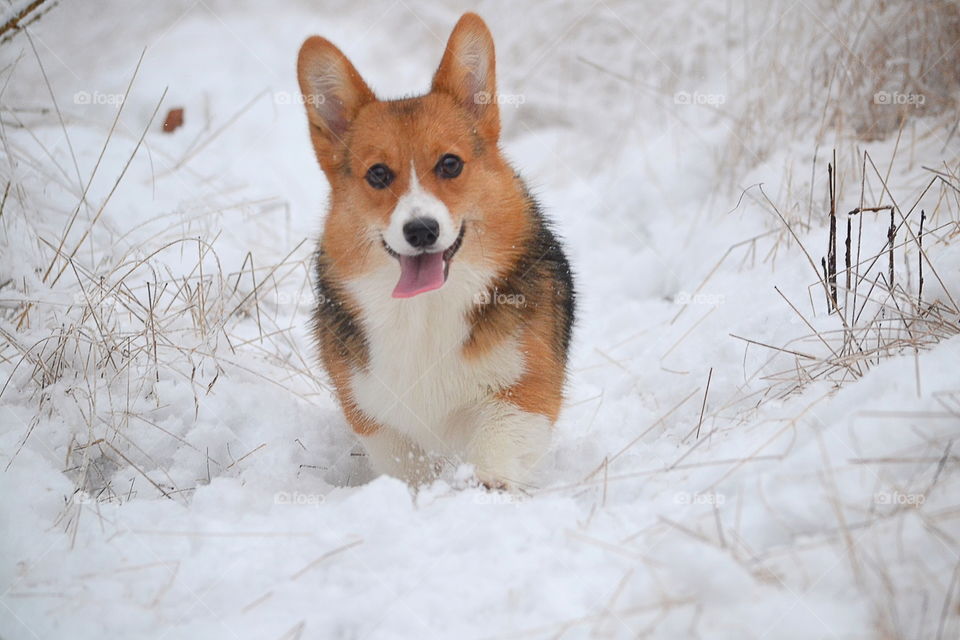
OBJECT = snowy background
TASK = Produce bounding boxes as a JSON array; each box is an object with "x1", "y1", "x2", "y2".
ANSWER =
[{"x1": 1, "y1": 0, "x2": 959, "y2": 638}]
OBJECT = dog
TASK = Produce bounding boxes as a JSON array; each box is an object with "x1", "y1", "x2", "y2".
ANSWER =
[{"x1": 296, "y1": 12, "x2": 575, "y2": 489}]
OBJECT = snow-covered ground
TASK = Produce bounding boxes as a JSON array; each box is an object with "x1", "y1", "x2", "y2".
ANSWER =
[{"x1": 1, "y1": 1, "x2": 959, "y2": 638}]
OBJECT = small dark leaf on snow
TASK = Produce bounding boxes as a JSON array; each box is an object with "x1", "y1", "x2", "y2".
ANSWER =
[{"x1": 162, "y1": 108, "x2": 184, "y2": 133}]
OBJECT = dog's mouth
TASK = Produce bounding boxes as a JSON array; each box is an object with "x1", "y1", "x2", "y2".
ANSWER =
[{"x1": 384, "y1": 223, "x2": 465, "y2": 299}]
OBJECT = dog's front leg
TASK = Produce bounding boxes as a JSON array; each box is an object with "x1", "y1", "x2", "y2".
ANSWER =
[
  {"x1": 462, "y1": 400, "x2": 552, "y2": 490},
  {"x1": 360, "y1": 427, "x2": 438, "y2": 486}
]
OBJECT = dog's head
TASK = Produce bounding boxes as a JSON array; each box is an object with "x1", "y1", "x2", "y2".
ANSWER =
[{"x1": 297, "y1": 13, "x2": 526, "y2": 298}]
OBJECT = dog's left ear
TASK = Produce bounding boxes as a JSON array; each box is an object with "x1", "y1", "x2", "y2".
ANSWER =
[{"x1": 431, "y1": 13, "x2": 499, "y2": 143}]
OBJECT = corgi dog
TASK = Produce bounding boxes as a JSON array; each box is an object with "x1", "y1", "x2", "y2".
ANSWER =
[{"x1": 296, "y1": 13, "x2": 574, "y2": 489}]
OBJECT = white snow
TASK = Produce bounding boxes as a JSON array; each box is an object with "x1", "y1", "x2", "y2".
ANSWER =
[{"x1": 1, "y1": 1, "x2": 959, "y2": 638}]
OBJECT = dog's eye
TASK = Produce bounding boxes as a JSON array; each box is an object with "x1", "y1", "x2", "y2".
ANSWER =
[
  {"x1": 365, "y1": 164, "x2": 394, "y2": 189},
  {"x1": 436, "y1": 154, "x2": 464, "y2": 179}
]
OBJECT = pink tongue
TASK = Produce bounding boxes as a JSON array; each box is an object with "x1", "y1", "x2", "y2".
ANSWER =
[{"x1": 392, "y1": 252, "x2": 446, "y2": 298}]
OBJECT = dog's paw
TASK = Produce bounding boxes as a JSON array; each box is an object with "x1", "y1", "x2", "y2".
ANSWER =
[{"x1": 476, "y1": 472, "x2": 511, "y2": 492}]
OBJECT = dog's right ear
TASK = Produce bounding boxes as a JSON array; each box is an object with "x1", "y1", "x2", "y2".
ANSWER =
[
  {"x1": 297, "y1": 37, "x2": 375, "y2": 166},
  {"x1": 432, "y1": 13, "x2": 499, "y2": 144}
]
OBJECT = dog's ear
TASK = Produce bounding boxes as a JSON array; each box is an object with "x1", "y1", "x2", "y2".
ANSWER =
[
  {"x1": 431, "y1": 13, "x2": 499, "y2": 143},
  {"x1": 297, "y1": 36, "x2": 375, "y2": 167}
]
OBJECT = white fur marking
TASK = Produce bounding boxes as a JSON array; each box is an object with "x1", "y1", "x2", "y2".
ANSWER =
[
  {"x1": 347, "y1": 261, "x2": 521, "y2": 442},
  {"x1": 346, "y1": 248, "x2": 546, "y2": 486},
  {"x1": 382, "y1": 164, "x2": 459, "y2": 256}
]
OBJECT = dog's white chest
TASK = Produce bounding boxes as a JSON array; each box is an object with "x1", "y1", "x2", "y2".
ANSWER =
[{"x1": 346, "y1": 266, "x2": 523, "y2": 449}]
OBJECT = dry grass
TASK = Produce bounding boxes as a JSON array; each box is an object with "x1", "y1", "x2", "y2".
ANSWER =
[
  {"x1": 715, "y1": 0, "x2": 960, "y2": 184},
  {"x1": 543, "y1": 143, "x2": 960, "y2": 636},
  {"x1": 1, "y1": 229, "x2": 322, "y2": 529},
  {"x1": 530, "y1": 3, "x2": 960, "y2": 628},
  {"x1": 0, "y1": 48, "x2": 324, "y2": 538},
  {"x1": 1, "y1": 2, "x2": 958, "y2": 636},
  {"x1": 735, "y1": 147, "x2": 960, "y2": 402}
]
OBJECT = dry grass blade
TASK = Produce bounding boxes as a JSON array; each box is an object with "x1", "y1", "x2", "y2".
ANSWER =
[
  {"x1": 740, "y1": 151, "x2": 959, "y2": 402},
  {"x1": 41, "y1": 48, "x2": 146, "y2": 285}
]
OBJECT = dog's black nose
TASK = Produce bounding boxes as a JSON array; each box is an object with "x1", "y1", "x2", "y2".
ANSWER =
[{"x1": 402, "y1": 217, "x2": 439, "y2": 248}]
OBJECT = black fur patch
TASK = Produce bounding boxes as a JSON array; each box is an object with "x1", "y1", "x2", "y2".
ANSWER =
[
  {"x1": 469, "y1": 181, "x2": 576, "y2": 365},
  {"x1": 313, "y1": 250, "x2": 369, "y2": 368}
]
